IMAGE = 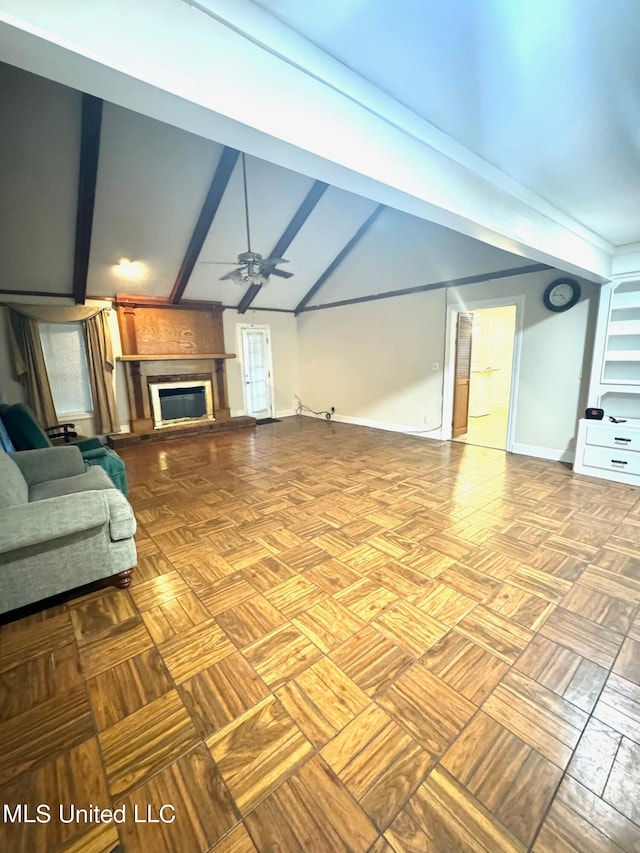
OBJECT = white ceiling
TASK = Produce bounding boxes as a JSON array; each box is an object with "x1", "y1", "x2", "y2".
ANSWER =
[
  {"x1": 1, "y1": 0, "x2": 638, "y2": 308},
  {"x1": 252, "y1": 0, "x2": 640, "y2": 247}
]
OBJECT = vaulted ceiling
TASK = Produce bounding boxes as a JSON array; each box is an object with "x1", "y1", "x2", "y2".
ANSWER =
[{"x1": 1, "y1": 0, "x2": 638, "y2": 311}]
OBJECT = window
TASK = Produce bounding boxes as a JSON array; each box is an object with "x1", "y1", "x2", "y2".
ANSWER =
[{"x1": 39, "y1": 323, "x2": 93, "y2": 416}]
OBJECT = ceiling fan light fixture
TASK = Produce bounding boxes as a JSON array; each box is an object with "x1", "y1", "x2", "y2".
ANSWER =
[{"x1": 217, "y1": 153, "x2": 293, "y2": 287}]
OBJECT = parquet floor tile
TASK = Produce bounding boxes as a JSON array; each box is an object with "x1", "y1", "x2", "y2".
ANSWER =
[
  {"x1": 482, "y1": 669, "x2": 588, "y2": 768},
  {"x1": 534, "y1": 775, "x2": 640, "y2": 852},
  {"x1": 0, "y1": 641, "x2": 83, "y2": 722},
  {"x1": 3, "y1": 417, "x2": 640, "y2": 851},
  {"x1": 441, "y1": 710, "x2": 562, "y2": 846},
  {"x1": 515, "y1": 634, "x2": 608, "y2": 714},
  {"x1": 99, "y1": 689, "x2": 199, "y2": 798},
  {"x1": 421, "y1": 630, "x2": 509, "y2": 704},
  {"x1": 243, "y1": 622, "x2": 323, "y2": 689},
  {"x1": 373, "y1": 599, "x2": 448, "y2": 656},
  {"x1": 206, "y1": 695, "x2": 313, "y2": 814},
  {"x1": 386, "y1": 766, "x2": 526, "y2": 853},
  {"x1": 0, "y1": 738, "x2": 110, "y2": 852},
  {"x1": 244, "y1": 755, "x2": 377, "y2": 852},
  {"x1": 539, "y1": 606, "x2": 624, "y2": 667},
  {"x1": 211, "y1": 824, "x2": 257, "y2": 853},
  {"x1": 321, "y1": 703, "x2": 435, "y2": 829},
  {"x1": 159, "y1": 617, "x2": 235, "y2": 683},
  {"x1": 378, "y1": 663, "x2": 476, "y2": 756},
  {"x1": 118, "y1": 744, "x2": 238, "y2": 852},
  {"x1": 87, "y1": 646, "x2": 174, "y2": 730},
  {"x1": 329, "y1": 624, "x2": 413, "y2": 697}
]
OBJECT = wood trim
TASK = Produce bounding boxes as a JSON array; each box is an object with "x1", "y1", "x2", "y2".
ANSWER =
[
  {"x1": 72, "y1": 94, "x2": 103, "y2": 305},
  {"x1": 294, "y1": 204, "x2": 385, "y2": 316},
  {"x1": 116, "y1": 294, "x2": 223, "y2": 312},
  {"x1": 118, "y1": 354, "x2": 235, "y2": 361},
  {"x1": 222, "y1": 305, "x2": 294, "y2": 314},
  {"x1": 298, "y1": 262, "x2": 553, "y2": 313},
  {"x1": 237, "y1": 180, "x2": 329, "y2": 314},
  {"x1": 170, "y1": 146, "x2": 240, "y2": 304}
]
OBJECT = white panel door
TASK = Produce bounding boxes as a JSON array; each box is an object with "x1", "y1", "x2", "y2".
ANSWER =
[{"x1": 241, "y1": 326, "x2": 273, "y2": 419}]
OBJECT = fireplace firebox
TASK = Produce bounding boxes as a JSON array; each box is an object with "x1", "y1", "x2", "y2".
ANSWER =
[{"x1": 149, "y1": 379, "x2": 214, "y2": 428}]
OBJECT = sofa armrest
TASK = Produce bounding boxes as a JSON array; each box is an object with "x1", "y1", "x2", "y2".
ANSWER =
[
  {"x1": 103, "y1": 489, "x2": 137, "y2": 540},
  {"x1": 12, "y1": 446, "x2": 85, "y2": 486},
  {"x1": 0, "y1": 491, "x2": 108, "y2": 554}
]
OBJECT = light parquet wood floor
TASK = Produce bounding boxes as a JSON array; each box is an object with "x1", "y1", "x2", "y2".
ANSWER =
[{"x1": 2, "y1": 416, "x2": 640, "y2": 852}]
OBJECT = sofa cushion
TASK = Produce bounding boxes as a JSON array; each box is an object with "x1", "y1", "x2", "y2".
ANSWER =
[
  {"x1": 0, "y1": 450, "x2": 28, "y2": 508},
  {"x1": 29, "y1": 465, "x2": 115, "y2": 501},
  {"x1": 103, "y1": 489, "x2": 137, "y2": 540}
]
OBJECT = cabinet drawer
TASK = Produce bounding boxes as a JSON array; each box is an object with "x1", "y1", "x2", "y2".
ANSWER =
[
  {"x1": 582, "y1": 445, "x2": 640, "y2": 476},
  {"x1": 585, "y1": 425, "x2": 640, "y2": 451}
]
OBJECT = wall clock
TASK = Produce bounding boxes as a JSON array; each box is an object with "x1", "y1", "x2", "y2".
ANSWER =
[{"x1": 543, "y1": 278, "x2": 581, "y2": 312}]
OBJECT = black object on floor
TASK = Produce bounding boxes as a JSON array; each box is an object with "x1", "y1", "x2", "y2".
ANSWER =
[{"x1": 255, "y1": 418, "x2": 282, "y2": 425}]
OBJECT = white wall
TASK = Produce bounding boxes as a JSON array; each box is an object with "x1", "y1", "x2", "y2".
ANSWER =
[
  {"x1": 223, "y1": 309, "x2": 299, "y2": 418},
  {"x1": 297, "y1": 290, "x2": 447, "y2": 434},
  {"x1": 297, "y1": 270, "x2": 599, "y2": 457}
]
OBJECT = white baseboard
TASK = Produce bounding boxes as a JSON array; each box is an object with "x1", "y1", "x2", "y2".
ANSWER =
[
  {"x1": 118, "y1": 424, "x2": 131, "y2": 434},
  {"x1": 276, "y1": 409, "x2": 297, "y2": 419},
  {"x1": 231, "y1": 408, "x2": 246, "y2": 418},
  {"x1": 300, "y1": 410, "x2": 443, "y2": 440},
  {"x1": 510, "y1": 443, "x2": 575, "y2": 464}
]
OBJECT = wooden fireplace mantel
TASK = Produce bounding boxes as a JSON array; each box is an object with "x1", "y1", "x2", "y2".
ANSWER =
[
  {"x1": 118, "y1": 353, "x2": 235, "y2": 362},
  {"x1": 115, "y1": 298, "x2": 235, "y2": 434}
]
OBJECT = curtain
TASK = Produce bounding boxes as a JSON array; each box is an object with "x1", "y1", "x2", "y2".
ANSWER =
[
  {"x1": 6, "y1": 303, "x2": 120, "y2": 435},
  {"x1": 84, "y1": 311, "x2": 119, "y2": 434},
  {"x1": 7, "y1": 309, "x2": 58, "y2": 427}
]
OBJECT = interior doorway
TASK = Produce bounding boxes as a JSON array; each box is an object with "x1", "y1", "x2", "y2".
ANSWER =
[
  {"x1": 238, "y1": 325, "x2": 275, "y2": 419},
  {"x1": 443, "y1": 297, "x2": 522, "y2": 452}
]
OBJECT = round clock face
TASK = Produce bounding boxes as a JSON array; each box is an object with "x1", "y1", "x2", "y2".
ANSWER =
[{"x1": 543, "y1": 278, "x2": 581, "y2": 312}]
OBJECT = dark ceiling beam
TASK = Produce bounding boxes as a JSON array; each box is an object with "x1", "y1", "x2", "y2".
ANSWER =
[
  {"x1": 170, "y1": 146, "x2": 240, "y2": 304},
  {"x1": 72, "y1": 94, "x2": 103, "y2": 305},
  {"x1": 294, "y1": 204, "x2": 385, "y2": 316},
  {"x1": 237, "y1": 179, "x2": 329, "y2": 314},
  {"x1": 298, "y1": 262, "x2": 553, "y2": 313}
]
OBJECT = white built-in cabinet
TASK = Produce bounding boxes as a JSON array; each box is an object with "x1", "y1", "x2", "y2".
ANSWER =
[{"x1": 574, "y1": 279, "x2": 640, "y2": 485}]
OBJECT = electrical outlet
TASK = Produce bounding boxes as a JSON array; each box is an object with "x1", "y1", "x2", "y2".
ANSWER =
[
  {"x1": 424, "y1": 416, "x2": 429, "y2": 424},
  {"x1": 431, "y1": 362, "x2": 439, "y2": 371},
  {"x1": 331, "y1": 406, "x2": 335, "y2": 413}
]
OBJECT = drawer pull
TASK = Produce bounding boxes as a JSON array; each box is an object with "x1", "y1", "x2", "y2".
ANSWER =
[
  {"x1": 614, "y1": 437, "x2": 631, "y2": 443},
  {"x1": 611, "y1": 459, "x2": 628, "y2": 465}
]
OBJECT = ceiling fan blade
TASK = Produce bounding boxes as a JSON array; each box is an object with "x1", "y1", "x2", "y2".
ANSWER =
[
  {"x1": 201, "y1": 261, "x2": 242, "y2": 265},
  {"x1": 269, "y1": 268, "x2": 294, "y2": 278},
  {"x1": 220, "y1": 268, "x2": 246, "y2": 281},
  {"x1": 261, "y1": 257, "x2": 289, "y2": 266}
]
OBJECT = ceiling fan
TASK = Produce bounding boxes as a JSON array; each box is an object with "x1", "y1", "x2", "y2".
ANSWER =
[{"x1": 203, "y1": 153, "x2": 294, "y2": 286}]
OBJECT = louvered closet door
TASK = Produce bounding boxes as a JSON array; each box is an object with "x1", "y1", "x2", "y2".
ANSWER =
[
  {"x1": 241, "y1": 327, "x2": 273, "y2": 419},
  {"x1": 452, "y1": 312, "x2": 473, "y2": 437}
]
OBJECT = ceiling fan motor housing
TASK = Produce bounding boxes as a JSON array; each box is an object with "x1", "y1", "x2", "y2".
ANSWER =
[{"x1": 238, "y1": 251, "x2": 263, "y2": 264}]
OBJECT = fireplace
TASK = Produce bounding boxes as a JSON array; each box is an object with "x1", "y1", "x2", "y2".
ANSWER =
[{"x1": 149, "y1": 379, "x2": 214, "y2": 429}]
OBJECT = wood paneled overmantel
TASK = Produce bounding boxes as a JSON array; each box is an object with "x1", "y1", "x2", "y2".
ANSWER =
[{"x1": 115, "y1": 295, "x2": 235, "y2": 434}]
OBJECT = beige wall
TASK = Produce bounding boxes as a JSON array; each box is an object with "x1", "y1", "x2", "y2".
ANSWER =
[
  {"x1": 297, "y1": 270, "x2": 599, "y2": 456},
  {"x1": 297, "y1": 290, "x2": 447, "y2": 433}
]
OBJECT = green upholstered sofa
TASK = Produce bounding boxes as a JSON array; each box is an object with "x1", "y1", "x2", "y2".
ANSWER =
[
  {"x1": 0, "y1": 446, "x2": 136, "y2": 615},
  {"x1": 0, "y1": 403, "x2": 128, "y2": 496}
]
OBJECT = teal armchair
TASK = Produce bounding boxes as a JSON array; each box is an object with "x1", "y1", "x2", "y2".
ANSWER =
[{"x1": 0, "y1": 403, "x2": 128, "y2": 496}]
